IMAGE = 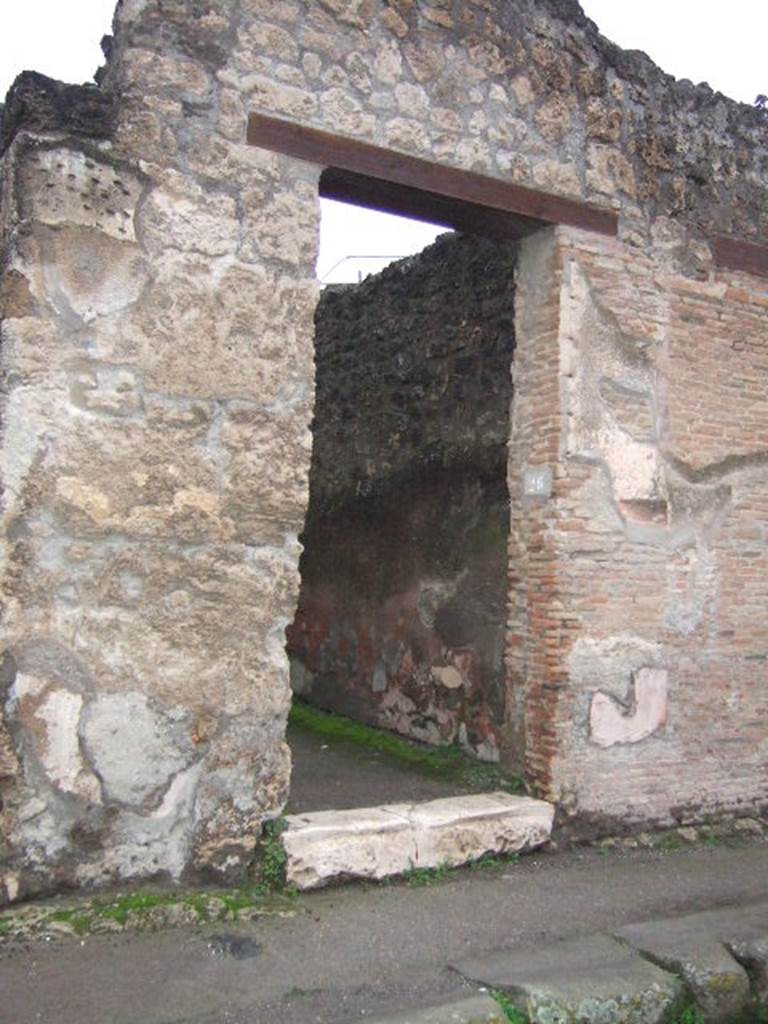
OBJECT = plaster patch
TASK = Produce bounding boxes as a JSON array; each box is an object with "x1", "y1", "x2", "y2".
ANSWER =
[
  {"x1": 0, "y1": 386, "x2": 52, "y2": 521},
  {"x1": 34, "y1": 689, "x2": 101, "y2": 802},
  {"x1": 590, "y1": 668, "x2": 668, "y2": 748},
  {"x1": 431, "y1": 665, "x2": 464, "y2": 690},
  {"x1": 81, "y1": 693, "x2": 195, "y2": 807}
]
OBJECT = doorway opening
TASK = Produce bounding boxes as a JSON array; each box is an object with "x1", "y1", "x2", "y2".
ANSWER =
[{"x1": 285, "y1": 179, "x2": 521, "y2": 814}]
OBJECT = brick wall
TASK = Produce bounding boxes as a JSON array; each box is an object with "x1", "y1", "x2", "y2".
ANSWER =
[{"x1": 511, "y1": 225, "x2": 768, "y2": 827}]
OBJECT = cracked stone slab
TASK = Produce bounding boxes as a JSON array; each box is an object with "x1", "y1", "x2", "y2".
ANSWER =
[
  {"x1": 675, "y1": 902, "x2": 768, "y2": 1009},
  {"x1": 452, "y1": 933, "x2": 683, "y2": 1024},
  {"x1": 281, "y1": 792, "x2": 554, "y2": 891},
  {"x1": 366, "y1": 995, "x2": 506, "y2": 1024},
  {"x1": 615, "y1": 913, "x2": 753, "y2": 1023}
]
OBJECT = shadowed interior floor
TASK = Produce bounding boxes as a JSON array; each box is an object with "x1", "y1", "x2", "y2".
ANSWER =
[{"x1": 285, "y1": 723, "x2": 484, "y2": 814}]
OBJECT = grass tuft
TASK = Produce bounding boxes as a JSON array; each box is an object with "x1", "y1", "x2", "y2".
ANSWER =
[
  {"x1": 404, "y1": 865, "x2": 452, "y2": 888},
  {"x1": 491, "y1": 989, "x2": 528, "y2": 1023},
  {"x1": 258, "y1": 818, "x2": 292, "y2": 893}
]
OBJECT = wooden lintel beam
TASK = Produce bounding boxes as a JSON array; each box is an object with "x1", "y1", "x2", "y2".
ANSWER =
[
  {"x1": 320, "y1": 167, "x2": 541, "y2": 242},
  {"x1": 713, "y1": 236, "x2": 768, "y2": 279},
  {"x1": 247, "y1": 112, "x2": 619, "y2": 237}
]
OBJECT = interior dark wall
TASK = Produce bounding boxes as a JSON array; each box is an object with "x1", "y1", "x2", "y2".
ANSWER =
[{"x1": 286, "y1": 232, "x2": 518, "y2": 762}]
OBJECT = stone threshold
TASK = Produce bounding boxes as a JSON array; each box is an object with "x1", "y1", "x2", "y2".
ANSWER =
[{"x1": 281, "y1": 791, "x2": 555, "y2": 891}]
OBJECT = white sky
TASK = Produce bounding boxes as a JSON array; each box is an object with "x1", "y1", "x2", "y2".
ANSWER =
[{"x1": 1, "y1": 1, "x2": 764, "y2": 281}]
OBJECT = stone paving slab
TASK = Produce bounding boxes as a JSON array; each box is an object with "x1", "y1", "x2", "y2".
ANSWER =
[
  {"x1": 366, "y1": 995, "x2": 506, "y2": 1024},
  {"x1": 282, "y1": 792, "x2": 554, "y2": 890},
  {"x1": 453, "y1": 933, "x2": 683, "y2": 1024},
  {"x1": 616, "y1": 914, "x2": 753, "y2": 1022}
]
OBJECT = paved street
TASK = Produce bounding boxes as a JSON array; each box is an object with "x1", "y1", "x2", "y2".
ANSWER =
[{"x1": 1, "y1": 840, "x2": 767, "y2": 1023}]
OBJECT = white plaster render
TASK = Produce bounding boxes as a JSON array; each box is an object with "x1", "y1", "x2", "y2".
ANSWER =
[
  {"x1": 560, "y1": 258, "x2": 666, "y2": 508},
  {"x1": 81, "y1": 693, "x2": 195, "y2": 807},
  {"x1": 75, "y1": 760, "x2": 204, "y2": 886},
  {"x1": 590, "y1": 668, "x2": 669, "y2": 748},
  {"x1": 282, "y1": 793, "x2": 554, "y2": 890},
  {"x1": 33, "y1": 689, "x2": 101, "y2": 803}
]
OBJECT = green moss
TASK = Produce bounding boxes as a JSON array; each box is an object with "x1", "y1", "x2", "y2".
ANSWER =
[
  {"x1": 289, "y1": 699, "x2": 525, "y2": 794},
  {"x1": 49, "y1": 908, "x2": 92, "y2": 935},
  {"x1": 0, "y1": 883, "x2": 296, "y2": 942},
  {"x1": 400, "y1": 851, "x2": 519, "y2": 889},
  {"x1": 653, "y1": 833, "x2": 687, "y2": 853},
  {"x1": 491, "y1": 989, "x2": 529, "y2": 1023},
  {"x1": 469, "y1": 852, "x2": 519, "y2": 873},
  {"x1": 404, "y1": 864, "x2": 451, "y2": 888},
  {"x1": 667, "y1": 1004, "x2": 705, "y2": 1024},
  {"x1": 258, "y1": 818, "x2": 294, "y2": 894},
  {"x1": 95, "y1": 890, "x2": 179, "y2": 925}
]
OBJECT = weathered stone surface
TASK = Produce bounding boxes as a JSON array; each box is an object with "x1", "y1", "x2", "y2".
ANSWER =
[
  {"x1": 282, "y1": 793, "x2": 554, "y2": 890},
  {"x1": 0, "y1": 72, "x2": 114, "y2": 154},
  {"x1": 616, "y1": 915, "x2": 752, "y2": 1023},
  {"x1": 453, "y1": 934, "x2": 684, "y2": 1024},
  {"x1": 16, "y1": 144, "x2": 144, "y2": 242},
  {"x1": 1, "y1": 0, "x2": 768, "y2": 903},
  {"x1": 367, "y1": 996, "x2": 506, "y2": 1024},
  {"x1": 666, "y1": 902, "x2": 768, "y2": 1009}
]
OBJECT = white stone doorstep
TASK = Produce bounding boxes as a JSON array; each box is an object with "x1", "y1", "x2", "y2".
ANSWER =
[{"x1": 281, "y1": 792, "x2": 554, "y2": 891}]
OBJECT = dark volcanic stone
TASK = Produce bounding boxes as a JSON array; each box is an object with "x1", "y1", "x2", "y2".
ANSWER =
[{"x1": 1, "y1": 71, "x2": 114, "y2": 155}]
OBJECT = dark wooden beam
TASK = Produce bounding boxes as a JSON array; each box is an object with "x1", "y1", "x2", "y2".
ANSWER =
[
  {"x1": 247, "y1": 112, "x2": 619, "y2": 238},
  {"x1": 713, "y1": 236, "x2": 768, "y2": 279},
  {"x1": 320, "y1": 167, "x2": 541, "y2": 241}
]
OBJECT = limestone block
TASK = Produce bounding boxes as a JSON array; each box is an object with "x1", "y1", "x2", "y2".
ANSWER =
[
  {"x1": 239, "y1": 74, "x2": 318, "y2": 120},
  {"x1": 222, "y1": 403, "x2": 312, "y2": 532},
  {"x1": 532, "y1": 159, "x2": 581, "y2": 198},
  {"x1": 137, "y1": 186, "x2": 240, "y2": 257},
  {"x1": 134, "y1": 256, "x2": 316, "y2": 401},
  {"x1": 454, "y1": 934, "x2": 683, "y2": 1024},
  {"x1": 13, "y1": 539, "x2": 300, "y2": 718},
  {"x1": 616, "y1": 917, "x2": 751, "y2": 1023},
  {"x1": 48, "y1": 411, "x2": 232, "y2": 541},
  {"x1": 193, "y1": 734, "x2": 291, "y2": 875},
  {"x1": 18, "y1": 147, "x2": 143, "y2": 242},
  {"x1": 282, "y1": 793, "x2": 554, "y2": 890},
  {"x1": 121, "y1": 49, "x2": 212, "y2": 98},
  {"x1": 238, "y1": 186, "x2": 320, "y2": 268},
  {"x1": 534, "y1": 95, "x2": 573, "y2": 142},
  {"x1": 586, "y1": 143, "x2": 637, "y2": 198}
]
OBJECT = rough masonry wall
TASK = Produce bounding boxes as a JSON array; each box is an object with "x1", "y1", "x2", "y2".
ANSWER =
[
  {"x1": 0, "y1": 54, "x2": 319, "y2": 901},
  {"x1": 288, "y1": 233, "x2": 517, "y2": 761},
  {"x1": 507, "y1": 225, "x2": 768, "y2": 828},
  {"x1": 1, "y1": 0, "x2": 768, "y2": 899}
]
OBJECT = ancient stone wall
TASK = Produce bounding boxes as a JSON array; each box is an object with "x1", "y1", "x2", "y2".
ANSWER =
[
  {"x1": 0, "y1": 38, "x2": 319, "y2": 900},
  {"x1": 1, "y1": 0, "x2": 767, "y2": 899},
  {"x1": 288, "y1": 232, "x2": 517, "y2": 761}
]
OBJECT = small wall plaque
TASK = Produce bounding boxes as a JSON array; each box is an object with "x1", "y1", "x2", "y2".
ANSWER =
[{"x1": 523, "y1": 466, "x2": 553, "y2": 497}]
